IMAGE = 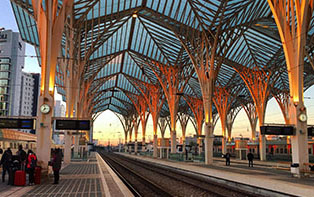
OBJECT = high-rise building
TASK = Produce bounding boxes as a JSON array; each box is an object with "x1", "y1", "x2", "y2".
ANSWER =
[
  {"x1": 19, "y1": 72, "x2": 40, "y2": 134},
  {"x1": 0, "y1": 29, "x2": 25, "y2": 116},
  {"x1": 53, "y1": 100, "x2": 66, "y2": 144}
]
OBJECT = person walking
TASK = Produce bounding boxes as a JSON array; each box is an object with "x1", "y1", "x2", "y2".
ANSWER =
[
  {"x1": 247, "y1": 152, "x2": 254, "y2": 167},
  {"x1": 17, "y1": 145, "x2": 27, "y2": 170},
  {"x1": 225, "y1": 152, "x2": 231, "y2": 166},
  {"x1": 0, "y1": 148, "x2": 12, "y2": 183},
  {"x1": 26, "y1": 150, "x2": 37, "y2": 185},
  {"x1": 51, "y1": 148, "x2": 62, "y2": 184}
]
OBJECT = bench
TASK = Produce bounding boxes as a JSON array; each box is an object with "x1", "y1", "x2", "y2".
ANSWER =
[
  {"x1": 274, "y1": 161, "x2": 291, "y2": 171},
  {"x1": 302, "y1": 163, "x2": 314, "y2": 174}
]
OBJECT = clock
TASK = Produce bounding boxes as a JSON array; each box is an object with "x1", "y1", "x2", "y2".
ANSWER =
[
  {"x1": 299, "y1": 113, "x2": 307, "y2": 122},
  {"x1": 40, "y1": 104, "x2": 51, "y2": 114}
]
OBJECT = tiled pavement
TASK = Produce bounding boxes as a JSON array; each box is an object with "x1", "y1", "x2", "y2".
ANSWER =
[
  {"x1": 0, "y1": 152, "x2": 133, "y2": 197},
  {"x1": 0, "y1": 153, "x2": 105, "y2": 197}
]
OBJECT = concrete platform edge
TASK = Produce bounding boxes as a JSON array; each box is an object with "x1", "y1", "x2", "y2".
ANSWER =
[
  {"x1": 97, "y1": 153, "x2": 134, "y2": 197},
  {"x1": 118, "y1": 153, "x2": 313, "y2": 197},
  {"x1": 96, "y1": 153, "x2": 112, "y2": 197}
]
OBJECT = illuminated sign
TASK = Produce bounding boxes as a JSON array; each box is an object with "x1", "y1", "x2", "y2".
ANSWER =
[
  {"x1": 260, "y1": 125, "x2": 295, "y2": 135},
  {"x1": 0, "y1": 118, "x2": 35, "y2": 129},
  {"x1": 55, "y1": 119, "x2": 90, "y2": 130}
]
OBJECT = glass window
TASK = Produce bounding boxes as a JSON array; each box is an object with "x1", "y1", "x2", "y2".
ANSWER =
[
  {"x1": 284, "y1": 148, "x2": 287, "y2": 153},
  {"x1": 276, "y1": 149, "x2": 279, "y2": 153},
  {"x1": 0, "y1": 64, "x2": 10, "y2": 70},
  {"x1": 0, "y1": 58, "x2": 10, "y2": 63},
  {"x1": 309, "y1": 148, "x2": 312, "y2": 154},
  {"x1": 0, "y1": 72, "x2": 9, "y2": 78},
  {"x1": 0, "y1": 95, "x2": 8, "y2": 102},
  {"x1": 0, "y1": 79, "x2": 8, "y2": 86},
  {"x1": 0, "y1": 87, "x2": 8, "y2": 94},
  {"x1": 0, "y1": 102, "x2": 7, "y2": 110},
  {"x1": 280, "y1": 148, "x2": 283, "y2": 154}
]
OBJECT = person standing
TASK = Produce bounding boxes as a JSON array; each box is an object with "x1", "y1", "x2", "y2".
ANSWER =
[
  {"x1": 26, "y1": 150, "x2": 37, "y2": 185},
  {"x1": 225, "y1": 152, "x2": 231, "y2": 166},
  {"x1": 0, "y1": 148, "x2": 12, "y2": 183},
  {"x1": 51, "y1": 148, "x2": 62, "y2": 184},
  {"x1": 247, "y1": 152, "x2": 254, "y2": 167},
  {"x1": 17, "y1": 145, "x2": 27, "y2": 170}
]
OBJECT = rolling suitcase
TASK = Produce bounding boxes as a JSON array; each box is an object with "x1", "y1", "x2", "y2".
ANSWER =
[
  {"x1": 14, "y1": 170, "x2": 26, "y2": 186},
  {"x1": 34, "y1": 167, "x2": 41, "y2": 184}
]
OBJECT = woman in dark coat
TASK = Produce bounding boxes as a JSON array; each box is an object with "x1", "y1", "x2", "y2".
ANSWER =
[
  {"x1": 0, "y1": 148, "x2": 12, "y2": 183},
  {"x1": 51, "y1": 148, "x2": 62, "y2": 184}
]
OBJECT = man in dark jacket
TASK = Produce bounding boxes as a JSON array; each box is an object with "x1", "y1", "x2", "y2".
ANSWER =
[
  {"x1": 225, "y1": 152, "x2": 231, "y2": 166},
  {"x1": 247, "y1": 152, "x2": 254, "y2": 167},
  {"x1": 17, "y1": 145, "x2": 27, "y2": 170},
  {"x1": 51, "y1": 148, "x2": 62, "y2": 184},
  {"x1": 0, "y1": 148, "x2": 12, "y2": 183}
]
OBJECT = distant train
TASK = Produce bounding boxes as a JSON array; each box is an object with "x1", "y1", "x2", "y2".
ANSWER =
[
  {"x1": 0, "y1": 129, "x2": 63, "y2": 156},
  {"x1": 0, "y1": 129, "x2": 37, "y2": 154},
  {"x1": 213, "y1": 139, "x2": 314, "y2": 158}
]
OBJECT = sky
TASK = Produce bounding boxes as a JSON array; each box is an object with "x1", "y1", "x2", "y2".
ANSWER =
[{"x1": 2, "y1": 0, "x2": 314, "y2": 146}]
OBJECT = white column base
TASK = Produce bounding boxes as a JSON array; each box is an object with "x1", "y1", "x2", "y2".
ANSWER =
[
  {"x1": 259, "y1": 135, "x2": 266, "y2": 161},
  {"x1": 170, "y1": 132, "x2": 176, "y2": 153},
  {"x1": 153, "y1": 135, "x2": 158, "y2": 158},
  {"x1": 64, "y1": 132, "x2": 72, "y2": 164}
]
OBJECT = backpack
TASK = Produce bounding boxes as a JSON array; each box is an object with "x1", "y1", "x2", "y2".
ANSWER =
[{"x1": 30, "y1": 155, "x2": 37, "y2": 169}]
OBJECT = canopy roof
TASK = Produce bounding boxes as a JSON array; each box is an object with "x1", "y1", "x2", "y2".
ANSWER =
[{"x1": 11, "y1": 0, "x2": 314, "y2": 120}]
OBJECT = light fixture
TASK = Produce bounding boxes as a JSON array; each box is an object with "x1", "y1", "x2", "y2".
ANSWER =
[{"x1": 132, "y1": 13, "x2": 138, "y2": 18}]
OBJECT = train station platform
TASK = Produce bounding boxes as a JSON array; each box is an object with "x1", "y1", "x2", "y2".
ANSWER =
[
  {"x1": 118, "y1": 152, "x2": 314, "y2": 197},
  {"x1": 0, "y1": 152, "x2": 132, "y2": 197}
]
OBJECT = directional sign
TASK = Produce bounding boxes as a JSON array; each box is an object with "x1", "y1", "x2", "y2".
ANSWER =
[
  {"x1": 260, "y1": 125, "x2": 295, "y2": 135},
  {"x1": 55, "y1": 120, "x2": 90, "y2": 130},
  {"x1": 0, "y1": 118, "x2": 35, "y2": 129}
]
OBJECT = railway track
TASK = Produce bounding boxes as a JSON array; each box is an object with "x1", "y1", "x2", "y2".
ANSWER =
[
  {"x1": 99, "y1": 151, "x2": 172, "y2": 197},
  {"x1": 98, "y1": 151, "x2": 264, "y2": 197}
]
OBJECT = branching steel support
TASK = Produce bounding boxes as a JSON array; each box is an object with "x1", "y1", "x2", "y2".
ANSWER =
[{"x1": 268, "y1": 0, "x2": 314, "y2": 175}]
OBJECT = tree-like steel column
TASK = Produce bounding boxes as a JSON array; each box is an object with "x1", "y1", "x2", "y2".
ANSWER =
[
  {"x1": 184, "y1": 96, "x2": 204, "y2": 154},
  {"x1": 149, "y1": 64, "x2": 190, "y2": 153},
  {"x1": 115, "y1": 113, "x2": 133, "y2": 152},
  {"x1": 241, "y1": 102, "x2": 258, "y2": 141},
  {"x1": 268, "y1": 0, "x2": 314, "y2": 174},
  {"x1": 178, "y1": 112, "x2": 190, "y2": 153},
  {"x1": 235, "y1": 67, "x2": 277, "y2": 161},
  {"x1": 31, "y1": 0, "x2": 73, "y2": 167},
  {"x1": 132, "y1": 114, "x2": 140, "y2": 154},
  {"x1": 213, "y1": 86, "x2": 231, "y2": 155},
  {"x1": 272, "y1": 90, "x2": 291, "y2": 124},
  {"x1": 226, "y1": 106, "x2": 242, "y2": 142},
  {"x1": 158, "y1": 117, "x2": 168, "y2": 147},
  {"x1": 124, "y1": 92, "x2": 149, "y2": 151},
  {"x1": 127, "y1": 76, "x2": 165, "y2": 158}
]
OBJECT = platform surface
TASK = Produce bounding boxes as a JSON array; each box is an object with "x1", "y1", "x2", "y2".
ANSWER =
[
  {"x1": 0, "y1": 152, "x2": 133, "y2": 197},
  {"x1": 118, "y1": 152, "x2": 314, "y2": 197}
]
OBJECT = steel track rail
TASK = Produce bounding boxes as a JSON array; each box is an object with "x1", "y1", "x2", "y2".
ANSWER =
[
  {"x1": 99, "y1": 152, "x2": 172, "y2": 197},
  {"x1": 117, "y1": 154, "x2": 297, "y2": 197},
  {"x1": 115, "y1": 154, "x2": 241, "y2": 197}
]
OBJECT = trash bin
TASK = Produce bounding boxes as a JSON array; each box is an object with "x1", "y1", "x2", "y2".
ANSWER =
[{"x1": 290, "y1": 163, "x2": 300, "y2": 175}]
